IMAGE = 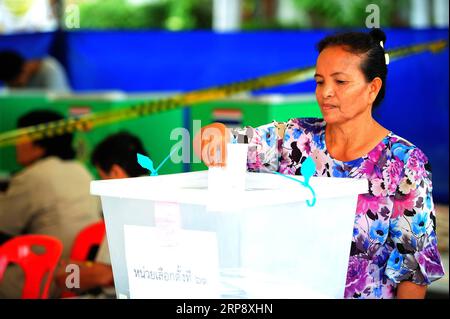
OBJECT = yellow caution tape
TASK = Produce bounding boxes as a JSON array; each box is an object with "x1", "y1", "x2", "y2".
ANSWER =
[{"x1": 0, "y1": 39, "x2": 447, "y2": 148}]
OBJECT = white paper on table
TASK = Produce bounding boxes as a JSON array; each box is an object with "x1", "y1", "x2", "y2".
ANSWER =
[{"x1": 124, "y1": 225, "x2": 220, "y2": 299}]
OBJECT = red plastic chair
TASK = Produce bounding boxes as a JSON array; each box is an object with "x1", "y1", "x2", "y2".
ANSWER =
[
  {"x1": 0, "y1": 235, "x2": 63, "y2": 299},
  {"x1": 69, "y1": 220, "x2": 106, "y2": 261},
  {"x1": 61, "y1": 220, "x2": 106, "y2": 298}
]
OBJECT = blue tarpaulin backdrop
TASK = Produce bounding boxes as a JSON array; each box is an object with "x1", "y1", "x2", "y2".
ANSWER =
[{"x1": 0, "y1": 29, "x2": 448, "y2": 202}]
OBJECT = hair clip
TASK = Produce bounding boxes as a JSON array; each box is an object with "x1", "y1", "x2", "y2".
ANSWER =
[{"x1": 379, "y1": 41, "x2": 389, "y2": 65}]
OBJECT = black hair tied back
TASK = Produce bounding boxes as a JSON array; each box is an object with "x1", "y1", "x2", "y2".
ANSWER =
[
  {"x1": 316, "y1": 28, "x2": 389, "y2": 108},
  {"x1": 369, "y1": 28, "x2": 387, "y2": 49}
]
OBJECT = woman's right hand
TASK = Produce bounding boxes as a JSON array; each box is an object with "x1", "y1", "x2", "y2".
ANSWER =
[{"x1": 193, "y1": 122, "x2": 229, "y2": 167}]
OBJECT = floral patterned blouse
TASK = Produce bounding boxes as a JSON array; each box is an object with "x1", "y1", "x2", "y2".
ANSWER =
[{"x1": 230, "y1": 118, "x2": 445, "y2": 299}]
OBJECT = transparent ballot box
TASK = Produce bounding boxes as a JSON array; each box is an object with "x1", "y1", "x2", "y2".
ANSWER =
[{"x1": 90, "y1": 171, "x2": 368, "y2": 299}]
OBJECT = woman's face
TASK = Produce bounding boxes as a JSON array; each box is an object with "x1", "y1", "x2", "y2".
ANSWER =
[{"x1": 314, "y1": 45, "x2": 377, "y2": 125}]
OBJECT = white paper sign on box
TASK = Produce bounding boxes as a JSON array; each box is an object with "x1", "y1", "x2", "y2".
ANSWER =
[{"x1": 124, "y1": 224, "x2": 220, "y2": 299}]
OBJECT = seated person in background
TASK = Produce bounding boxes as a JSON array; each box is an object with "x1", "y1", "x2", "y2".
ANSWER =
[
  {"x1": 0, "y1": 50, "x2": 70, "y2": 92},
  {"x1": 92, "y1": 132, "x2": 150, "y2": 180},
  {"x1": 0, "y1": 110, "x2": 101, "y2": 298},
  {"x1": 55, "y1": 132, "x2": 150, "y2": 298}
]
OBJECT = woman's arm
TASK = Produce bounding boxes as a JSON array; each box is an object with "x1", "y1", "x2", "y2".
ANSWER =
[
  {"x1": 396, "y1": 281, "x2": 427, "y2": 299},
  {"x1": 385, "y1": 147, "x2": 445, "y2": 295},
  {"x1": 193, "y1": 121, "x2": 284, "y2": 172}
]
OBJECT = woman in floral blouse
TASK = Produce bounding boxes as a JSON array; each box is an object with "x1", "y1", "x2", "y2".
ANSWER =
[{"x1": 196, "y1": 29, "x2": 444, "y2": 298}]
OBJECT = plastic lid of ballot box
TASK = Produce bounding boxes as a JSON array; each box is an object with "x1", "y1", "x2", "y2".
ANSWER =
[{"x1": 90, "y1": 171, "x2": 368, "y2": 299}]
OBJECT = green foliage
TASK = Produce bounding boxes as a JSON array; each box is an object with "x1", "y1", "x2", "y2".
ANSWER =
[
  {"x1": 165, "y1": 0, "x2": 211, "y2": 30},
  {"x1": 71, "y1": 0, "x2": 409, "y2": 31},
  {"x1": 75, "y1": 0, "x2": 211, "y2": 30},
  {"x1": 191, "y1": 0, "x2": 212, "y2": 29},
  {"x1": 291, "y1": 0, "x2": 408, "y2": 28},
  {"x1": 78, "y1": 0, "x2": 168, "y2": 29}
]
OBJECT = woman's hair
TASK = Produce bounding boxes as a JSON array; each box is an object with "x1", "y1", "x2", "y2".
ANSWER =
[
  {"x1": 17, "y1": 110, "x2": 76, "y2": 160},
  {"x1": 316, "y1": 28, "x2": 388, "y2": 108},
  {"x1": 91, "y1": 131, "x2": 149, "y2": 178}
]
